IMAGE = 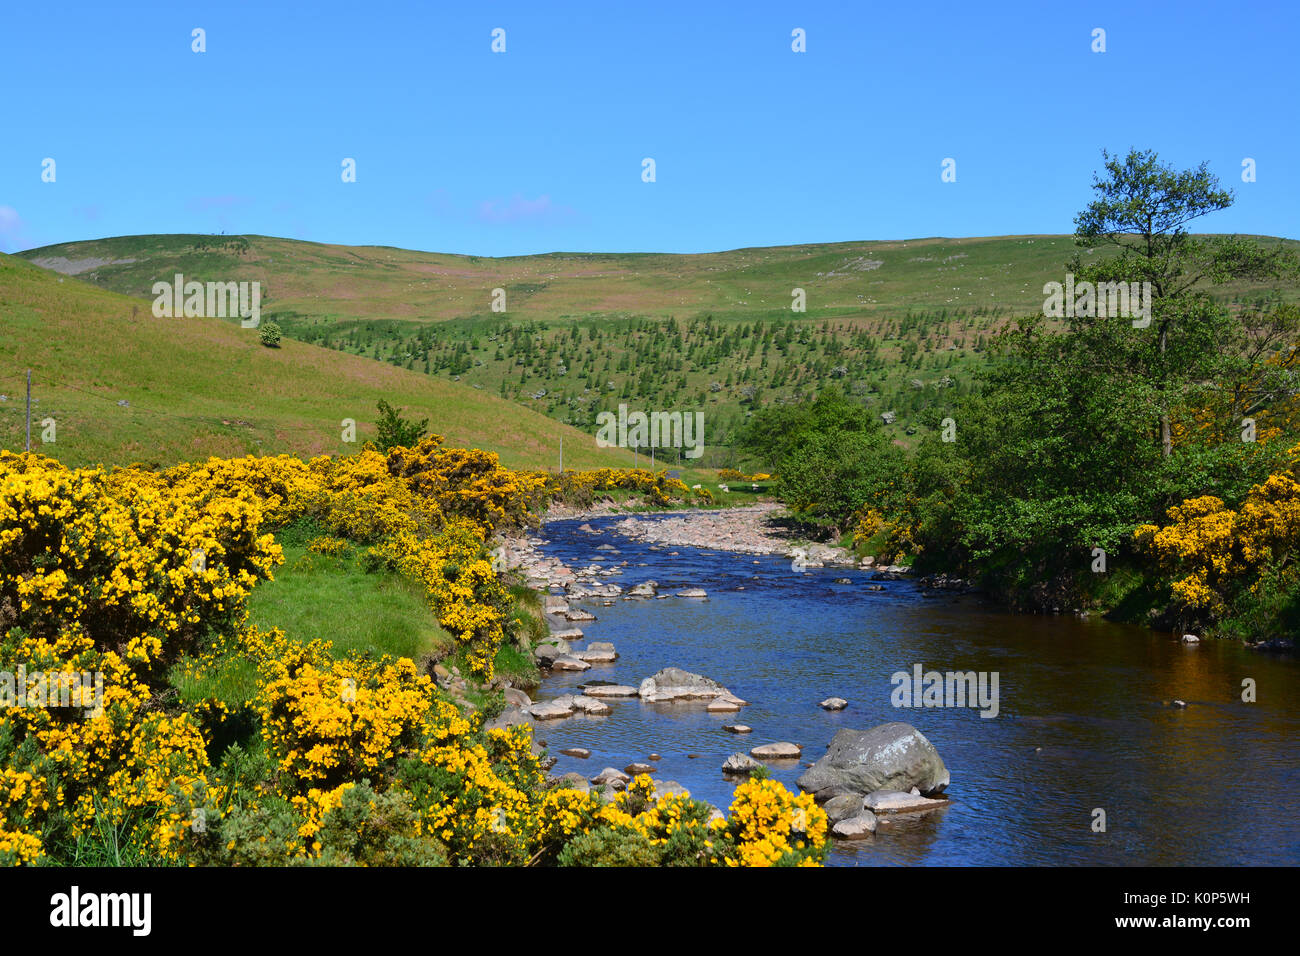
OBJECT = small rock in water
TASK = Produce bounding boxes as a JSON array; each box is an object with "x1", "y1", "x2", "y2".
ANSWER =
[
  {"x1": 751, "y1": 742, "x2": 802, "y2": 760},
  {"x1": 831, "y1": 813, "x2": 878, "y2": 840},
  {"x1": 529, "y1": 701, "x2": 573, "y2": 720},
  {"x1": 624, "y1": 762, "x2": 657, "y2": 775},
  {"x1": 724, "y1": 724, "x2": 753, "y2": 734},
  {"x1": 555, "y1": 771, "x2": 590, "y2": 792},
  {"x1": 721, "y1": 752, "x2": 763, "y2": 775},
  {"x1": 1181, "y1": 633, "x2": 1201, "y2": 644},
  {"x1": 565, "y1": 609, "x2": 597, "y2": 622},
  {"x1": 707, "y1": 698, "x2": 742, "y2": 713},
  {"x1": 1169, "y1": 699, "x2": 1188, "y2": 708},
  {"x1": 647, "y1": 753, "x2": 662, "y2": 761},
  {"x1": 559, "y1": 747, "x2": 591, "y2": 759},
  {"x1": 819, "y1": 697, "x2": 849, "y2": 711},
  {"x1": 574, "y1": 643, "x2": 618, "y2": 663},
  {"x1": 549, "y1": 655, "x2": 591, "y2": 672},
  {"x1": 863, "y1": 789, "x2": 949, "y2": 814},
  {"x1": 834, "y1": 577, "x2": 852, "y2": 585},
  {"x1": 675, "y1": 588, "x2": 708, "y2": 598},
  {"x1": 590, "y1": 767, "x2": 632, "y2": 785},
  {"x1": 824, "y1": 792, "x2": 867, "y2": 823},
  {"x1": 582, "y1": 683, "x2": 639, "y2": 698}
]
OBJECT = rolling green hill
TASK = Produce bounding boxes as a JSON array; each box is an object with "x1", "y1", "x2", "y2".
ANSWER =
[
  {"x1": 17, "y1": 233, "x2": 1298, "y2": 461},
  {"x1": 0, "y1": 252, "x2": 632, "y2": 471}
]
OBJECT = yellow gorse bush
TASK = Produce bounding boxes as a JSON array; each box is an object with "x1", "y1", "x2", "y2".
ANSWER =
[
  {"x1": 1135, "y1": 444, "x2": 1300, "y2": 615},
  {"x1": 1, "y1": 445, "x2": 821, "y2": 867}
]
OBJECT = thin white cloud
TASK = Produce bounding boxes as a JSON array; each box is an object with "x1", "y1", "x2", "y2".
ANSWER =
[
  {"x1": 0, "y1": 206, "x2": 30, "y2": 252},
  {"x1": 476, "y1": 194, "x2": 577, "y2": 226},
  {"x1": 427, "y1": 189, "x2": 579, "y2": 228}
]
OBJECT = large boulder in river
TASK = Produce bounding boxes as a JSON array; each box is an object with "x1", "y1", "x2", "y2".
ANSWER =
[
  {"x1": 797, "y1": 723, "x2": 949, "y2": 801},
  {"x1": 638, "y1": 667, "x2": 734, "y2": 702}
]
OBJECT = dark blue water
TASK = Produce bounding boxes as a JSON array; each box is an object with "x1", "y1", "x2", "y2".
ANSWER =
[{"x1": 531, "y1": 515, "x2": 1300, "y2": 866}]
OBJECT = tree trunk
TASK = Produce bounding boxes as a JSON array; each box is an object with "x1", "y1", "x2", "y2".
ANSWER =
[{"x1": 1160, "y1": 325, "x2": 1172, "y2": 457}]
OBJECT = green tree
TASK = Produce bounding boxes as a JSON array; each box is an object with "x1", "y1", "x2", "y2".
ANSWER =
[
  {"x1": 739, "y1": 388, "x2": 904, "y2": 530},
  {"x1": 1070, "y1": 148, "x2": 1293, "y2": 456},
  {"x1": 374, "y1": 399, "x2": 429, "y2": 452}
]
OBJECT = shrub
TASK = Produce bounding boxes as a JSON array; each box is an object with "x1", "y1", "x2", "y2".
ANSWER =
[
  {"x1": 259, "y1": 323, "x2": 282, "y2": 348},
  {"x1": 557, "y1": 826, "x2": 660, "y2": 867},
  {"x1": 375, "y1": 400, "x2": 428, "y2": 453}
]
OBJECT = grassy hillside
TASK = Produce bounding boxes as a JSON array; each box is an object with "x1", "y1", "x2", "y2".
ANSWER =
[
  {"x1": 18, "y1": 233, "x2": 1298, "y2": 459},
  {"x1": 0, "y1": 252, "x2": 631, "y2": 470},
  {"x1": 23, "y1": 232, "x2": 1297, "y2": 321}
]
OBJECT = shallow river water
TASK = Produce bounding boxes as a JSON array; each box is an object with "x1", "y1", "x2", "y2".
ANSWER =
[{"x1": 531, "y1": 515, "x2": 1300, "y2": 866}]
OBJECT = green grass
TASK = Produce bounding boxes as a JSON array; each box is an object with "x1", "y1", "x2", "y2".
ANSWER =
[
  {"x1": 171, "y1": 523, "x2": 455, "y2": 707},
  {"x1": 247, "y1": 542, "x2": 453, "y2": 663},
  {"x1": 0, "y1": 252, "x2": 631, "y2": 470}
]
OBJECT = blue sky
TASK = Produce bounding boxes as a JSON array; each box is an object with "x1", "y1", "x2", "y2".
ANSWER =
[{"x1": 2, "y1": 0, "x2": 1297, "y2": 256}]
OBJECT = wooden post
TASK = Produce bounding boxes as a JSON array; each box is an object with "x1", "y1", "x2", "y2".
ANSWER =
[{"x1": 25, "y1": 370, "x2": 32, "y2": 453}]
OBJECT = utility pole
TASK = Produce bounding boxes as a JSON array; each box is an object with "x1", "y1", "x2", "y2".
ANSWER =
[
  {"x1": 559, "y1": 436, "x2": 563, "y2": 474},
  {"x1": 25, "y1": 370, "x2": 31, "y2": 453}
]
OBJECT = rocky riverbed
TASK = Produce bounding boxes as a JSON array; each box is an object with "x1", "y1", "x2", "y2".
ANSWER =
[
  {"x1": 499, "y1": 504, "x2": 904, "y2": 593},
  {"x1": 483, "y1": 506, "x2": 951, "y2": 834}
]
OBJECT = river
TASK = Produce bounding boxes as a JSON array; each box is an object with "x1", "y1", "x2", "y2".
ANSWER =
[{"x1": 529, "y1": 514, "x2": 1300, "y2": 866}]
